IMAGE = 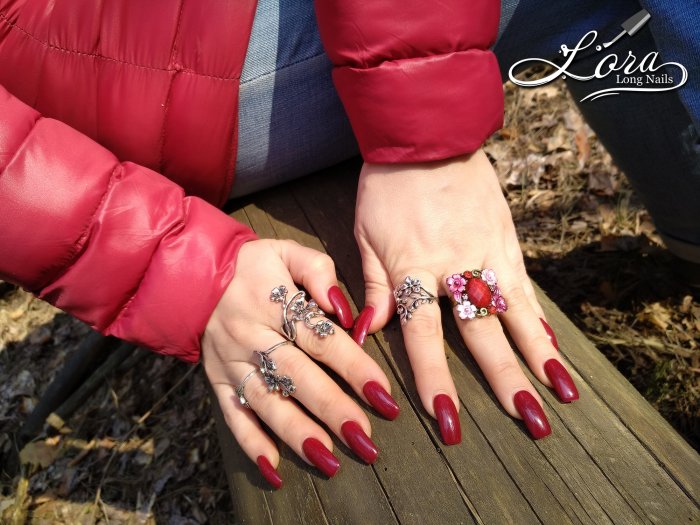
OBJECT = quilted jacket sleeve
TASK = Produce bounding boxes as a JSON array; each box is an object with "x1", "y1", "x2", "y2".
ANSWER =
[
  {"x1": 0, "y1": 85, "x2": 257, "y2": 363},
  {"x1": 314, "y1": 0, "x2": 504, "y2": 163}
]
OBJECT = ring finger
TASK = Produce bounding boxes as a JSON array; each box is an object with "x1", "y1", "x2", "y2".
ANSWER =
[
  {"x1": 444, "y1": 268, "x2": 552, "y2": 440},
  {"x1": 252, "y1": 333, "x2": 380, "y2": 465}
]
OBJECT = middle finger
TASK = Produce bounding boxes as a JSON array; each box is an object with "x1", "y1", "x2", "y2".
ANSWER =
[{"x1": 266, "y1": 283, "x2": 400, "y2": 421}]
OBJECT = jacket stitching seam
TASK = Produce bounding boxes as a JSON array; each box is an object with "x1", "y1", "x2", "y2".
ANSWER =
[
  {"x1": 158, "y1": 0, "x2": 185, "y2": 173},
  {"x1": 0, "y1": 11, "x2": 239, "y2": 82},
  {"x1": 335, "y1": 48, "x2": 491, "y2": 72},
  {"x1": 239, "y1": 52, "x2": 327, "y2": 85}
]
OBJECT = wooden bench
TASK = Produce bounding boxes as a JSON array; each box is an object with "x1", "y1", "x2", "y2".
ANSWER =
[{"x1": 212, "y1": 159, "x2": 700, "y2": 524}]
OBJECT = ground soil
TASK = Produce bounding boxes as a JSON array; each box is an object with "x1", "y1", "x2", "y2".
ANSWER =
[{"x1": 1, "y1": 80, "x2": 698, "y2": 523}]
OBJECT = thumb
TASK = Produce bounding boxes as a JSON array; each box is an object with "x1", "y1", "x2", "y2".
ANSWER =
[{"x1": 356, "y1": 244, "x2": 396, "y2": 339}]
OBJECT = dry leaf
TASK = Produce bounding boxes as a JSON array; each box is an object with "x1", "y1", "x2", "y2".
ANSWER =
[
  {"x1": 588, "y1": 170, "x2": 617, "y2": 196},
  {"x1": 545, "y1": 126, "x2": 569, "y2": 152},
  {"x1": 499, "y1": 127, "x2": 518, "y2": 140},
  {"x1": 570, "y1": 220, "x2": 588, "y2": 233},
  {"x1": 20, "y1": 440, "x2": 60, "y2": 468},
  {"x1": 637, "y1": 303, "x2": 671, "y2": 331},
  {"x1": 563, "y1": 107, "x2": 585, "y2": 131},
  {"x1": 9, "y1": 307, "x2": 25, "y2": 320},
  {"x1": 574, "y1": 128, "x2": 591, "y2": 168}
]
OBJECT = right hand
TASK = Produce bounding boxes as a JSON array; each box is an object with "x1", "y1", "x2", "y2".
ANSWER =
[{"x1": 201, "y1": 239, "x2": 399, "y2": 489}]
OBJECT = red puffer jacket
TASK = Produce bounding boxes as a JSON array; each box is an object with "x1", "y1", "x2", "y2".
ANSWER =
[{"x1": 0, "y1": 0, "x2": 502, "y2": 362}]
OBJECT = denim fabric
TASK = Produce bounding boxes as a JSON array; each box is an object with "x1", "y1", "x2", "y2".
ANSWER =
[
  {"x1": 233, "y1": 0, "x2": 357, "y2": 197},
  {"x1": 233, "y1": 0, "x2": 700, "y2": 260}
]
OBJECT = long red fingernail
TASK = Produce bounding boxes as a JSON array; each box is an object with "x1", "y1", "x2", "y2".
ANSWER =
[
  {"x1": 433, "y1": 394, "x2": 461, "y2": 445},
  {"x1": 544, "y1": 359, "x2": 579, "y2": 402},
  {"x1": 341, "y1": 421, "x2": 379, "y2": 464},
  {"x1": 256, "y1": 456, "x2": 283, "y2": 489},
  {"x1": 352, "y1": 306, "x2": 374, "y2": 346},
  {"x1": 540, "y1": 318, "x2": 559, "y2": 351},
  {"x1": 513, "y1": 391, "x2": 551, "y2": 439},
  {"x1": 328, "y1": 286, "x2": 353, "y2": 329},
  {"x1": 363, "y1": 381, "x2": 400, "y2": 420},
  {"x1": 302, "y1": 438, "x2": 340, "y2": 477}
]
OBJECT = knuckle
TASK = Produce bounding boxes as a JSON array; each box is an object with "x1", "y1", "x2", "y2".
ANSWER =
[
  {"x1": 406, "y1": 312, "x2": 442, "y2": 339},
  {"x1": 295, "y1": 328, "x2": 335, "y2": 362},
  {"x1": 462, "y1": 317, "x2": 500, "y2": 338},
  {"x1": 522, "y1": 332, "x2": 554, "y2": 354},
  {"x1": 304, "y1": 337, "x2": 331, "y2": 361},
  {"x1": 277, "y1": 351, "x2": 311, "y2": 383},
  {"x1": 233, "y1": 423, "x2": 258, "y2": 450},
  {"x1": 244, "y1": 377, "x2": 271, "y2": 408},
  {"x1": 310, "y1": 253, "x2": 335, "y2": 274},
  {"x1": 391, "y1": 267, "x2": 432, "y2": 286},
  {"x1": 315, "y1": 392, "x2": 338, "y2": 422},
  {"x1": 491, "y1": 359, "x2": 523, "y2": 380},
  {"x1": 501, "y1": 283, "x2": 528, "y2": 309}
]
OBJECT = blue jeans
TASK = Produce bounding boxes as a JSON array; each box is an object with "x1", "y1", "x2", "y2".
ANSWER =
[{"x1": 233, "y1": 0, "x2": 700, "y2": 262}]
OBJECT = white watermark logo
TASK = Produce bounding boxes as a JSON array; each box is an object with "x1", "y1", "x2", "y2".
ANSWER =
[{"x1": 508, "y1": 10, "x2": 688, "y2": 102}]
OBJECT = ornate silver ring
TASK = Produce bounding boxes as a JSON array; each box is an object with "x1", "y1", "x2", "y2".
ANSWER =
[
  {"x1": 270, "y1": 285, "x2": 335, "y2": 340},
  {"x1": 254, "y1": 340, "x2": 296, "y2": 397},
  {"x1": 235, "y1": 368, "x2": 259, "y2": 408},
  {"x1": 394, "y1": 276, "x2": 437, "y2": 324}
]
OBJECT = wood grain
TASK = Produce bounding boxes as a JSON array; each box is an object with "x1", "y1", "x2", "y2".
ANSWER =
[{"x1": 211, "y1": 161, "x2": 700, "y2": 524}]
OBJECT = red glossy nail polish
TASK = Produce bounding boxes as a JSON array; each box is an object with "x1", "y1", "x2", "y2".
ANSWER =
[
  {"x1": 328, "y1": 286, "x2": 353, "y2": 329},
  {"x1": 540, "y1": 318, "x2": 559, "y2": 351},
  {"x1": 302, "y1": 438, "x2": 340, "y2": 477},
  {"x1": 341, "y1": 421, "x2": 379, "y2": 464},
  {"x1": 433, "y1": 394, "x2": 461, "y2": 445},
  {"x1": 363, "y1": 381, "x2": 400, "y2": 420},
  {"x1": 352, "y1": 306, "x2": 374, "y2": 346},
  {"x1": 256, "y1": 456, "x2": 283, "y2": 489},
  {"x1": 513, "y1": 391, "x2": 551, "y2": 439},
  {"x1": 544, "y1": 359, "x2": 579, "y2": 402}
]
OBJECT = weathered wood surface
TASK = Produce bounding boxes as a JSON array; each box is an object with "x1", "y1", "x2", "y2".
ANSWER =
[{"x1": 213, "y1": 160, "x2": 700, "y2": 525}]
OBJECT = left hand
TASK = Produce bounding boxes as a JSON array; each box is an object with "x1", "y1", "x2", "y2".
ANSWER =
[{"x1": 352, "y1": 150, "x2": 578, "y2": 443}]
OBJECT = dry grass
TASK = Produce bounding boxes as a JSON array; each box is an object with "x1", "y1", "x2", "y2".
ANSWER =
[{"x1": 1, "y1": 79, "x2": 698, "y2": 523}]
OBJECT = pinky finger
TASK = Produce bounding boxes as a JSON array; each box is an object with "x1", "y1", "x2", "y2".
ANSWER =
[{"x1": 212, "y1": 383, "x2": 283, "y2": 489}]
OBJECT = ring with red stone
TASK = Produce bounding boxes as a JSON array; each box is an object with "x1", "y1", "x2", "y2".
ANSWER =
[{"x1": 446, "y1": 269, "x2": 507, "y2": 320}]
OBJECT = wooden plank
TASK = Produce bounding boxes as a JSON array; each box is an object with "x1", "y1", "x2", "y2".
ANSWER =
[
  {"x1": 541, "y1": 291, "x2": 700, "y2": 501},
  {"x1": 213, "y1": 162, "x2": 700, "y2": 524},
  {"x1": 227, "y1": 195, "x2": 407, "y2": 525},
  {"x1": 291, "y1": 168, "x2": 544, "y2": 525},
  {"x1": 254, "y1": 187, "x2": 477, "y2": 525},
  {"x1": 290, "y1": 164, "x2": 699, "y2": 523}
]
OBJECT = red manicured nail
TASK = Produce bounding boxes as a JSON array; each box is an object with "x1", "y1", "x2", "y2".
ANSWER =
[
  {"x1": 302, "y1": 438, "x2": 340, "y2": 477},
  {"x1": 328, "y1": 286, "x2": 353, "y2": 329},
  {"x1": 352, "y1": 306, "x2": 374, "y2": 346},
  {"x1": 256, "y1": 456, "x2": 282, "y2": 489},
  {"x1": 540, "y1": 318, "x2": 559, "y2": 351},
  {"x1": 544, "y1": 359, "x2": 579, "y2": 402},
  {"x1": 363, "y1": 381, "x2": 400, "y2": 420},
  {"x1": 433, "y1": 394, "x2": 461, "y2": 445},
  {"x1": 513, "y1": 391, "x2": 551, "y2": 439},
  {"x1": 341, "y1": 421, "x2": 379, "y2": 464}
]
